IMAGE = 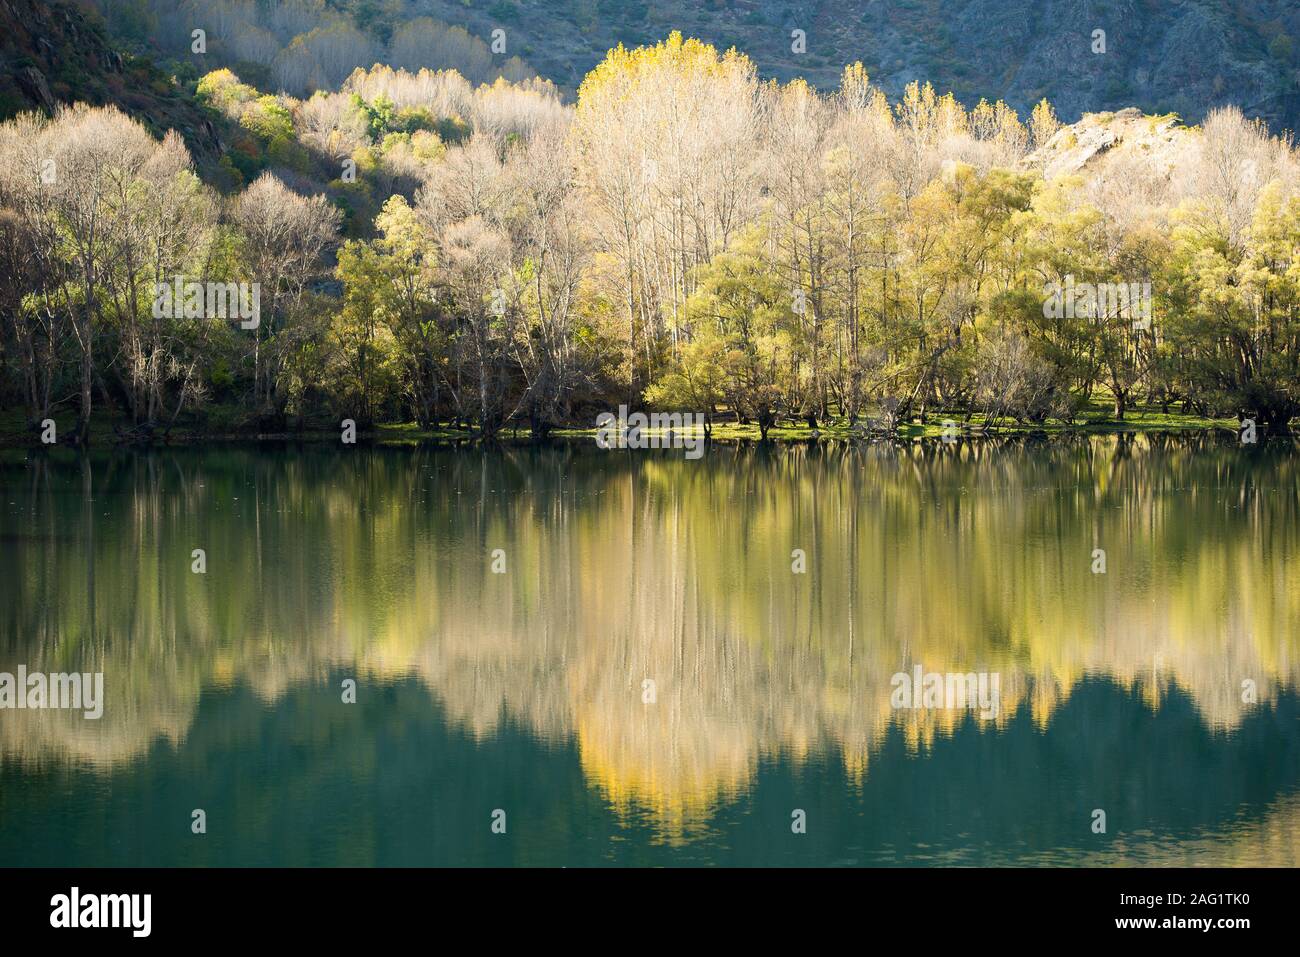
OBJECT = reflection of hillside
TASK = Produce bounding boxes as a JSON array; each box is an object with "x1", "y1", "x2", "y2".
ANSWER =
[
  {"x1": 1, "y1": 437, "x2": 1297, "y2": 832},
  {"x1": 5, "y1": 678, "x2": 1297, "y2": 866},
  {"x1": 0, "y1": 684, "x2": 193, "y2": 769}
]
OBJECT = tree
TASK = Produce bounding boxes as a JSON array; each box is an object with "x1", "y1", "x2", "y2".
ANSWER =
[
  {"x1": 571, "y1": 33, "x2": 762, "y2": 398},
  {"x1": 1165, "y1": 182, "x2": 1300, "y2": 432},
  {"x1": 234, "y1": 173, "x2": 341, "y2": 423},
  {"x1": 677, "y1": 231, "x2": 795, "y2": 440},
  {"x1": 335, "y1": 195, "x2": 441, "y2": 427}
]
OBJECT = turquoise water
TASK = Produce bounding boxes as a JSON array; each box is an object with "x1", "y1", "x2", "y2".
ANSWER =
[{"x1": 2, "y1": 436, "x2": 1298, "y2": 865}]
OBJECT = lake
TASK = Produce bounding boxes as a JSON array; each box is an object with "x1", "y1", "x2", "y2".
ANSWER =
[{"x1": 1, "y1": 434, "x2": 1298, "y2": 866}]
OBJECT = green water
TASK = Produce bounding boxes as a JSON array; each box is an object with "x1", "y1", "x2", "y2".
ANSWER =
[{"x1": 1, "y1": 435, "x2": 1298, "y2": 866}]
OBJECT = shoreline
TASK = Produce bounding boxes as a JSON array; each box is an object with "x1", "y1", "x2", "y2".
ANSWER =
[{"x1": 0, "y1": 410, "x2": 1263, "y2": 450}]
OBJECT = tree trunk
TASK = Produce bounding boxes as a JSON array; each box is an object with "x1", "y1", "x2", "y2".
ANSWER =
[{"x1": 77, "y1": 340, "x2": 92, "y2": 445}]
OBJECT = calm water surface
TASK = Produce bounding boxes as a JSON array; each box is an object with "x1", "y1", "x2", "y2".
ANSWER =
[{"x1": 1, "y1": 435, "x2": 1298, "y2": 866}]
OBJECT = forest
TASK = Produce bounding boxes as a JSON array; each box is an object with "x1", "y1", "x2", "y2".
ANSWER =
[{"x1": 2, "y1": 33, "x2": 1299, "y2": 444}]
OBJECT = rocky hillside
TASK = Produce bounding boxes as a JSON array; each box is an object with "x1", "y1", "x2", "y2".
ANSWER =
[
  {"x1": 0, "y1": 0, "x2": 222, "y2": 160},
  {"x1": 416, "y1": 0, "x2": 1300, "y2": 132},
  {"x1": 6, "y1": 0, "x2": 1297, "y2": 164}
]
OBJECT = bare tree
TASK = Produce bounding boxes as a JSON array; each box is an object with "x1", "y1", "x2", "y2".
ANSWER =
[{"x1": 233, "y1": 173, "x2": 341, "y2": 421}]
